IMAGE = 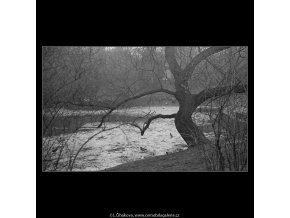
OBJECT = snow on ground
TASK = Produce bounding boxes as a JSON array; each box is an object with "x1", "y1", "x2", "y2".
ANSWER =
[
  {"x1": 44, "y1": 119, "x2": 186, "y2": 171},
  {"x1": 43, "y1": 108, "x2": 213, "y2": 172}
]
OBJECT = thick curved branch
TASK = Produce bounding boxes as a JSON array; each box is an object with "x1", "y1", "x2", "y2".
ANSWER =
[
  {"x1": 195, "y1": 83, "x2": 247, "y2": 106},
  {"x1": 165, "y1": 47, "x2": 189, "y2": 93},
  {"x1": 165, "y1": 47, "x2": 182, "y2": 73},
  {"x1": 184, "y1": 46, "x2": 231, "y2": 76},
  {"x1": 132, "y1": 113, "x2": 177, "y2": 136},
  {"x1": 98, "y1": 89, "x2": 176, "y2": 127}
]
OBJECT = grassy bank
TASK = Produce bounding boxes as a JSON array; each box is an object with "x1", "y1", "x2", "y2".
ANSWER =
[{"x1": 101, "y1": 148, "x2": 206, "y2": 172}]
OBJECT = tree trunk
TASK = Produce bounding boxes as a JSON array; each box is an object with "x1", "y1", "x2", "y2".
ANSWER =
[{"x1": 175, "y1": 96, "x2": 210, "y2": 147}]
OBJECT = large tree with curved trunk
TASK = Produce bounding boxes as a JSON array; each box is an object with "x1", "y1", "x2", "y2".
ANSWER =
[{"x1": 98, "y1": 46, "x2": 248, "y2": 148}]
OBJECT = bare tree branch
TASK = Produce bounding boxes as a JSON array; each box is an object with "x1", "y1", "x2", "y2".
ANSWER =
[
  {"x1": 195, "y1": 83, "x2": 247, "y2": 106},
  {"x1": 165, "y1": 47, "x2": 189, "y2": 93},
  {"x1": 165, "y1": 47, "x2": 182, "y2": 74},
  {"x1": 132, "y1": 113, "x2": 177, "y2": 136},
  {"x1": 184, "y1": 46, "x2": 231, "y2": 76},
  {"x1": 97, "y1": 88, "x2": 177, "y2": 128}
]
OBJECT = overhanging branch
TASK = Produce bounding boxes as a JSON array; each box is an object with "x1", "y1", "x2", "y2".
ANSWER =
[
  {"x1": 132, "y1": 113, "x2": 177, "y2": 136},
  {"x1": 98, "y1": 89, "x2": 177, "y2": 127},
  {"x1": 184, "y1": 46, "x2": 231, "y2": 76},
  {"x1": 195, "y1": 83, "x2": 248, "y2": 106}
]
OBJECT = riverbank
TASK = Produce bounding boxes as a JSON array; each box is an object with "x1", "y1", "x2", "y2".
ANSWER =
[{"x1": 101, "y1": 147, "x2": 207, "y2": 172}]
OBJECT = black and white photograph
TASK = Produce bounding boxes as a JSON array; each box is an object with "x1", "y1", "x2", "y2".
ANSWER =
[
  {"x1": 42, "y1": 46, "x2": 248, "y2": 172},
  {"x1": 5, "y1": 0, "x2": 290, "y2": 217}
]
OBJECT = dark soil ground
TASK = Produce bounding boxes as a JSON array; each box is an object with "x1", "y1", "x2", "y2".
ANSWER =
[{"x1": 101, "y1": 147, "x2": 207, "y2": 172}]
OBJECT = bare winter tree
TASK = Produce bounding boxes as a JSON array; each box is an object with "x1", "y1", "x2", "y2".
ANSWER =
[
  {"x1": 98, "y1": 46, "x2": 247, "y2": 148},
  {"x1": 43, "y1": 46, "x2": 248, "y2": 171},
  {"x1": 164, "y1": 46, "x2": 247, "y2": 147}
]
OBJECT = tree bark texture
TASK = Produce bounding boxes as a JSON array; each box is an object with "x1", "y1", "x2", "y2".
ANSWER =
[{"x1": 174, "y1": 94, "x2": 210, "y2": 147}]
